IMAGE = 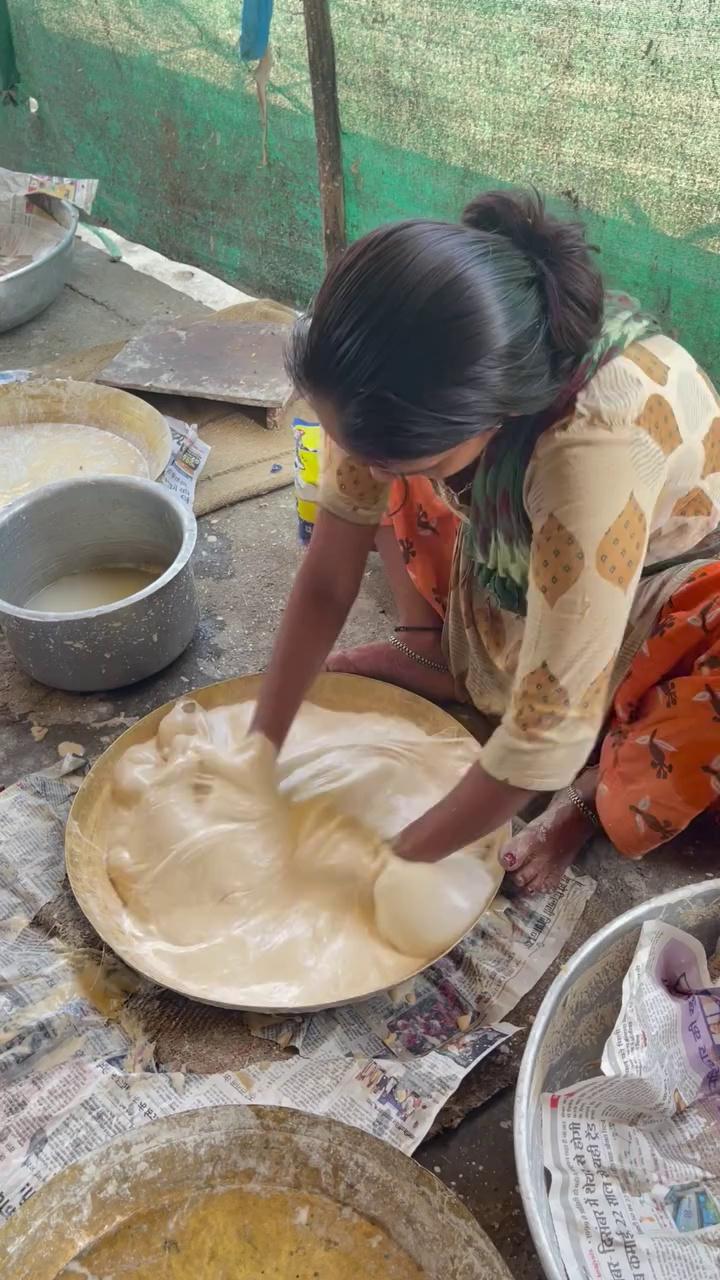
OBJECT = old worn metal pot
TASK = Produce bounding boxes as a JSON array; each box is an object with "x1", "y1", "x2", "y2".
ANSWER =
[
  {"x1": 0, "y1": 194, "x2": 79, "y2": 333},
  {"x1": 514, "y1": 878, "x2": 720, "y2": 1280},
  {"x1": 3, "y1": 1106, "x2": 514, "y2": 1279},
  {"x1": 0, "y1": 475, "x2": 198, "y2": 691},
  {"x1": 0, "y1": 379, "x2": 173, "y2": 498}
]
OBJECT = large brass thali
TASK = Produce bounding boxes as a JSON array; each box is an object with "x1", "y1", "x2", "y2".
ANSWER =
[{"x1": 66, "y1": 673, "x2": 506, "y2": 1012}]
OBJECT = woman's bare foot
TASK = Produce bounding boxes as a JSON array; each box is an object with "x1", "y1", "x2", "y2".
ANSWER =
[
  {"x1": 499, "y1": 768, "x2": 600, "y2": 893},
  {"x1": 326, "y1": 636, "x2": 456, "y2": 702}
]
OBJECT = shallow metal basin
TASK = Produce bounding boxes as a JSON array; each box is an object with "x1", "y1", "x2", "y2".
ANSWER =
[
  {"x1": 514, "y1": 878, "x2": 720, "y2": 1280},
  {"x1": 0, "y1": 475, "x2": 198, "y2": 691},
  {"x1": 0, "y1": 193, "x2": 79, "y2": 333}
]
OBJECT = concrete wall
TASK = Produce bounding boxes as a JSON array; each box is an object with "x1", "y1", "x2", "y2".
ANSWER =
[{"x1": 2, "y1": 0, "x2": 719, "y2": 375}]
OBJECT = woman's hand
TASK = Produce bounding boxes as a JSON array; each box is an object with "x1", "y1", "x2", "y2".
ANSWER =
[
  {"x1": 251, "y1": 509, "x2": 377, "y2": 750},
  {"x1": 391, "y1": 760, "x2": 533, "y2": 862}
]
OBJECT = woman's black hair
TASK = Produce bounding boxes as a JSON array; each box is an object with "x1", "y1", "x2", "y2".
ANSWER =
[{"x1": 287, "y1": 189, "x2": 604, "y2": 462}]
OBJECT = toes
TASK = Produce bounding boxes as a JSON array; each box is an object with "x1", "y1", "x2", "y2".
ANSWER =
[
  {"x1": 509, "y1": 865, "x2": 536, "y2": 889},
  {"x1": 500, "y1": 839, "x2": 533, "y2": 872},
  {"x1": 541, "y1": 867, "x2": 567, "y2": 892},
  {"x1": 509, "y1": 861, "x2": 563, "y2": 894},
  {"x1": 525, "y1": 872, "x2": 551, "y2": 894},
  {"x1": 526, "y1": 864, "x2": 568, "y2": 895},
  {"x1": 326, "y1": 651, "x2": 358, "y2": 674}
]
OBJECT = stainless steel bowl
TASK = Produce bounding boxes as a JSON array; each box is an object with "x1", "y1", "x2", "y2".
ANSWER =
[
  {"x1": 0, "y1": 476, "x2": 198, "y2": 691},
  {"x1": 0, "y1": 194, "x2": 79, "y2": 333},
  {"x1": 515, "y1": 878, "x2": 720, "y2": 1280}
]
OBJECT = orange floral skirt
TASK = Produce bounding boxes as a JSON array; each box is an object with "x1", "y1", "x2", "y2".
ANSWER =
[
  {"x1": 384, "y1": 478, "x2": 720, "y2": 857},
  {"x1": 381, "y1": 478, "x2": 460, "y2": 617},
  {"x1": 596, "y1": 564, "x2": 720, "y2": 857}
]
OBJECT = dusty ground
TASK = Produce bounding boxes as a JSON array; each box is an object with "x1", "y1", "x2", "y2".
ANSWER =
[{"x1": 2, "y1": 243, "x2": 716, "y2": 1279}]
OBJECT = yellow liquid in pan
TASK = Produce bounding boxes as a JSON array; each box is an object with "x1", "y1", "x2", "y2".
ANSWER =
[{"x1": 57, "y1": 1185, "x2": 426, "y2": 1279}]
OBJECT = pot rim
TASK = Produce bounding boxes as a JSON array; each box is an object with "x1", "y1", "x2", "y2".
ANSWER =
[{"x1": 0, "y1": 475, "x2": 197, "y2": 622}]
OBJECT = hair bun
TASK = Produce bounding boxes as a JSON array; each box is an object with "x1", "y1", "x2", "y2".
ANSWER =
[{"x1": 462, "y1": 189, "x2": 602, "y2": 367}]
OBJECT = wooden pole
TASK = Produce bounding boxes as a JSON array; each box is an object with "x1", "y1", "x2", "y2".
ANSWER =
[
  {"x1": 302, "y1": 0, "x2": 346, "y2": 267},
  {"x1": 0, "y1": 0, "x2": 19, "y2": 97}
]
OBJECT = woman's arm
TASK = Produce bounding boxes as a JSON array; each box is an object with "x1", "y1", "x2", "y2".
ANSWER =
[
  {"x1": 251, "y1": 508, "x2": 378, "y2": 750},
  {"x1": 393, "y1": 761, "x2": 532, "y2": 861}
]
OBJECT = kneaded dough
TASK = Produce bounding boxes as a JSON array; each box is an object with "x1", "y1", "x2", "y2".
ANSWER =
[
  {"x1": 104, "y1": 698, "x2": 502, "y2": 1006},
  {"x1": 374, "y1": 853, "x2": 496, "y2": 959}
]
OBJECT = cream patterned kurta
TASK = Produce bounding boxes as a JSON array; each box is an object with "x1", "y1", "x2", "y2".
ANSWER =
[{"x1": 319, "y1": 336, "x2": 720, "y2": 791}]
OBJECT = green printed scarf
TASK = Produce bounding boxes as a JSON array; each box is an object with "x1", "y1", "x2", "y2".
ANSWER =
[{"x1": 465, "y1": 293, "x2": 660, "y2": 615}]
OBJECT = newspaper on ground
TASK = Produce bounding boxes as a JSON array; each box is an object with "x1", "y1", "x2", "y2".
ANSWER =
[
  {"x1": 0, "y1": 763, "x2": 594, "y2": 1220},
  {"x1": 544, "y1": 918, "x2": 720, "y2": 1280},
  {"x1": 160, "y1": 416, "x2": 211, "y2": 510}
]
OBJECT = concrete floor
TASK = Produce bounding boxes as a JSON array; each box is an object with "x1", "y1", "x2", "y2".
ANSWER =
[{"x1": 2, "y1": 245, "x2": 715, "y2": 1279}]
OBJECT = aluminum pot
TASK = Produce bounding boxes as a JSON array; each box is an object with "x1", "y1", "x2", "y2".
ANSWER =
[
  {"x1": 514, "y1": 878, "x2": 720, "y2": 1280},
  {"x1": 0, "y1": 476, "x2": 198, "y2": 691},
  {"x1": 0, "y1": 194, "x2": 79, "y2": 333}
]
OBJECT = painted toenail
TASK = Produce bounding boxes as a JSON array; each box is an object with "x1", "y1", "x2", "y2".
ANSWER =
[{"x1": 502, "y1": 850, "x2": 517, "y2": 869}]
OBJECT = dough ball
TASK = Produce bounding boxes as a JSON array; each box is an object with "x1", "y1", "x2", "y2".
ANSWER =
[
  {"x1": 112, "y1": 743, "x2": 159, "y2": 803},
  {"x1": 373, "y1": 852, "x2": 496, "y2": 959},
  {"x1": 156, "y1": 698, "x2": 210, "y2": 758}
]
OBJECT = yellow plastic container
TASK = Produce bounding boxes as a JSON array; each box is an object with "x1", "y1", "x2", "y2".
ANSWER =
[{"x1": 293, "y1": 417, "x2": 321, "y2": 543}]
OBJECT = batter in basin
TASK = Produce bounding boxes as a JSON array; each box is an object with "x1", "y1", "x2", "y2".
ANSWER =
[{"x1": 105, "y1": 697, "x2": 501, "y2": 1007}]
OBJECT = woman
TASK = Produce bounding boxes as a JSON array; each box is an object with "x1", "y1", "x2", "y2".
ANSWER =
[{"x1": 252, "y1": 190, "x2": 720, "y2": 891}]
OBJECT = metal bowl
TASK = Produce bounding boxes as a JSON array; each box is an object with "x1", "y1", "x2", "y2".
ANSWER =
[
  {"x1": 514, "y1": 877, "x2": 720, "y2": 1280},
  {"x1": 0, "y1": 194, "x2": 79, "y2": 333},
  {"x1": 0, "y1": 378, "x2": 173, "y2": 499},
  {"x1": 3, "y1": 1105, "x2": 513, "y2": 1279},
  {"x1": 0, "y1": 475, "x2": 198, "y2": 691}
]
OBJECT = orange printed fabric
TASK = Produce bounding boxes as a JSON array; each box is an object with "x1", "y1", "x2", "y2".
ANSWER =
[
  {"x1": 597, "y1": 564, "x2": 720, "y2": 857},
  {"x1": 382, "y1": 477, "x2": 460, "y2": 618}
]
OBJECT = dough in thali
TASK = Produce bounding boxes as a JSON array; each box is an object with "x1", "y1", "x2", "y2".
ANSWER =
[{"x1": 104, "y1": 697, "x2": 502, "y2": 1006}]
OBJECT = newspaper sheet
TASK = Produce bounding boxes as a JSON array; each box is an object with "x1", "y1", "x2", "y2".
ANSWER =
[
  {"x1": 160, "y1": 416, "x2": 210, "y2": 509},
  {"x1": 0, "y1": 166, "x2": 98, "y2": 213},
  {"x1": 0, "y1": 764, "x2": 594, "y2": 1219},
  {"x1": 544, "y1": 918, "x2": 720, "y2": 1280}
]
